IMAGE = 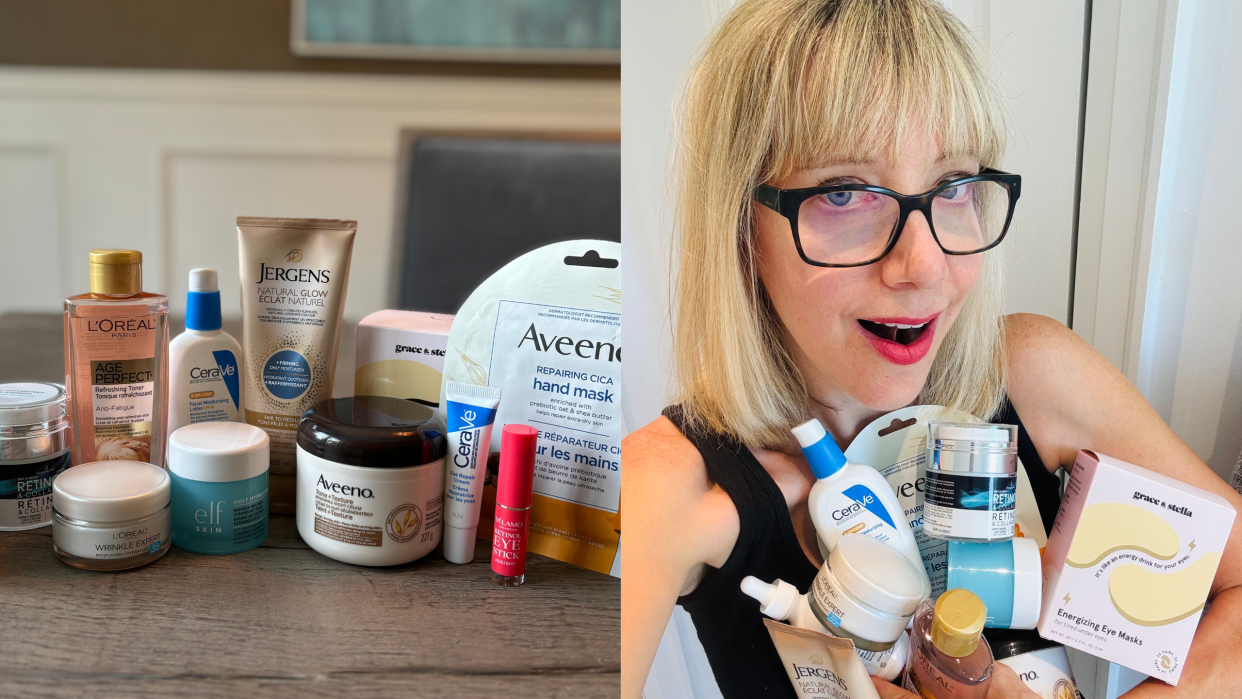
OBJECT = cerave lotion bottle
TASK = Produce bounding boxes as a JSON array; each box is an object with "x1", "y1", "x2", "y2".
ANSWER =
[
  {"x1": 794, "y1": 418, "x2": 921, "y2": 567},
  {"x1": 168, "y1": 269, "x2": 243, "y2": 436}
]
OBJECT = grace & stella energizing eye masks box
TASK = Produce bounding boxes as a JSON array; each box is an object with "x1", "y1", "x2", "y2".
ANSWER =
[{"x1": 1037, "y1": 450, "x2": 1236, "y2": 685}]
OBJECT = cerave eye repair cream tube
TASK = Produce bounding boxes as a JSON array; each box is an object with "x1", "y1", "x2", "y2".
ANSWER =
[
  {"x1": 354, "y1": 310, "x2": 453, "y2": 408},
  {"x1": 1037, "y1": 450, "x2": 1236, "y2": 685},
  {"x1": 442, "y1": 382, "x2": 501, "y2": 564}
]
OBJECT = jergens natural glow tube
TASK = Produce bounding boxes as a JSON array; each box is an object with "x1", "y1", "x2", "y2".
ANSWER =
[{"x1": 237, "y1": 217, "x2": 355, "y2": 513}]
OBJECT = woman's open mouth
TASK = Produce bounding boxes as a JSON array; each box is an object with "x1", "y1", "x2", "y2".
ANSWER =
[{"x1": 856, "y1": 315, "x2": 938, "y2": 365}]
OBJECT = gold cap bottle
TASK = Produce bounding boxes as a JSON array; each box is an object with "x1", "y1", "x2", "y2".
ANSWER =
[
  {"x1": 89, "y1": 249, "x2": 143, "y2": 295},
  {"x1": 931, "y1": 588, "x2": 988, "y2": 657}
]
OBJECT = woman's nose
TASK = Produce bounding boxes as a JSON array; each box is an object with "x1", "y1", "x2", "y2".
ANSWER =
[{"x1": 879, "y1": 210, "x2": 948, "y2": 289}]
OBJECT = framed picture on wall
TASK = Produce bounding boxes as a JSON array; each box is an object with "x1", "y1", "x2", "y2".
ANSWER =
[{"x1": 290, "y1": 0, "x2": 620, "y2": 64}]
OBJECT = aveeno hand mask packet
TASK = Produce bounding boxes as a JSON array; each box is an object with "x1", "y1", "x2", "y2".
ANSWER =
[
  {"x1": 764, "y1": 619, "x2": 882, "y2": 699},
  {"x1": 439, "y1": 241, "x2": 622, "y2": 576}
]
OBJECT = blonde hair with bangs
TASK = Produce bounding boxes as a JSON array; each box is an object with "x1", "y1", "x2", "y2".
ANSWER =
[{"x1": 672, "y1": 0, "x2": 1009, "y2": 448}]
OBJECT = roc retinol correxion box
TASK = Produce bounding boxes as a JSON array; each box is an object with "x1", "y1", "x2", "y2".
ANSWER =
[
  {"x1": 1038, "y1": 450, "x2": 1236, "y2": 685},
  {"x1": 355, "y1": 311, "x2": 454, "y2": 408}
]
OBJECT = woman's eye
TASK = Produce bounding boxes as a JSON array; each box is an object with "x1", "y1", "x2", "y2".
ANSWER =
[
  {"x1": 938, "y1": 183, "x2": 968, "y2": 200},
  {"x1": 826, "y1": 191, "x2": 854, "y2": 206}
]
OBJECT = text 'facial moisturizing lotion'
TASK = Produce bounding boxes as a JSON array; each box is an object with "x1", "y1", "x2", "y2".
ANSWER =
[
  {"x1": 168, "y1": 269, "x2": 244, "y2": 438},
  {"x1": 794, "y1": 418, "x2": 921, "y2": 567}
]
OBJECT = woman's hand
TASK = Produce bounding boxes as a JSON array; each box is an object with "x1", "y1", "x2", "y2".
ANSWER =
[{"x1": 870, "y1": 663, "x2": 1040, "y2": 699}]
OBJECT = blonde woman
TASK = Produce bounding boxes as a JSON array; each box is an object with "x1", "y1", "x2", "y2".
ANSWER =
[{"x1": 622, "y1": 0, "x2": 1242, "y2": 697}]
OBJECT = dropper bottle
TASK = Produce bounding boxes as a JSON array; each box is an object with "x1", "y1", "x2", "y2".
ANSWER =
[
  {"x1": 741, "y1": 575, "x2": 911, "y2": 681},
  {"x1": 905, "y1": 588, "x2": 995, "y2": 698}
]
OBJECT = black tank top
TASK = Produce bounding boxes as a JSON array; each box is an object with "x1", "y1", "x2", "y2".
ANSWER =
[{"x1": 664, "y1": 399, "x2": 1064, "y2": 699}]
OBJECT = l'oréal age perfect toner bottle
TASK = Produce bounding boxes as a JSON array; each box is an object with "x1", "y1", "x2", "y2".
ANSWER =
[
  {"x1": 64, "y1": 250, "x2": 169, "y2": 467},
  {"x1": 905, "y1": 588, "x2": 995, "y2": 698}
]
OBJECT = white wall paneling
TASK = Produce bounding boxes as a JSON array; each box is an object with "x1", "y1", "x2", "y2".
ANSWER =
[
  {"x1": 0, "y1": 67, "x2": 620, "y2": 319},
  {"x1": 1134, "y1": 0, "x2": 1242, "y2": 481},
  {"x1": 947, "y1": 0, "x2": 1087, "y2": 324},
  {"x1": 1071, "y1": 0, "x2": 1179, "y2": 376},
  {"x1": 0, "y1": 143, "x2": 66, "y2": 312}
]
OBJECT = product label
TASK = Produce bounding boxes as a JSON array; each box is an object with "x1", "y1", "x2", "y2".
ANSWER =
[
  {"x1": 905, "y1": 651, "x2": 951, "y2": 699},
  {"x1": 489, "y1": 301, "x2": 621, "y2": 511},
  {"x1": 823, "y1": 485, "x2": 903, "y2": 546},
  {"x1": 241, "y1": 236, "x2": 351, "y2": 480},
  {"x1": 170, "y1": 472, "x2": 268, "y2": 554},
  {"x1": 809, "y1": 571, "x2": 850, "y2": 631},
  {"x1": 923, "y1": 472, "x2": 1016, "y2": 539},
  {"x1": 354, "y1": 321, "x2": 451, "y2": 406},
  {"x1": 179, "y1": 348, "x2": 242, "y2": 424},
  {"x1": 879, "y1": 452, "x2": 950, "y2": 596},
  {"x1": 0, "y1": 450, "x2": 70, "y2": 530},
  {"x1": 295, "y1": 449, "x2": 444, "y2": 564},
  {"x1": 90, "y1": 357, "x2": 155, "y2": 462},
  {"x1": 998, "y1": 647, "x2": 1083, "y2": 699},
  {"x1": 491, "y1": 509, "x2": 529, "y2": 577},
  {"x1": 444, "y1": 397, "x2": 497, "y2": 529},
  {"x1": 56, "y1": 516, "x2": 169, "y2": 560}
]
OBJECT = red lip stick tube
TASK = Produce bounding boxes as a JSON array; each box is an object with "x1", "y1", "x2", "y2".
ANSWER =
[{"x1": 491, "y1": 424, "x2": 538, "y2": 587}]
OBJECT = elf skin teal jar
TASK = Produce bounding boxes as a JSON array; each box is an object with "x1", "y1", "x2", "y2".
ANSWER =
[{"x1": 168, "y1": 422, "x2": 269, "y2": 555}]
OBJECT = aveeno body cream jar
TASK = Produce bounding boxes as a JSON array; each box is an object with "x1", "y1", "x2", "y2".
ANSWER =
[
  {"x1": 296, "y1": 396, "x2": 446, "y2": 566},
  {"x1": 52, "y1": 460, "x2": 171, "y2": 571}
]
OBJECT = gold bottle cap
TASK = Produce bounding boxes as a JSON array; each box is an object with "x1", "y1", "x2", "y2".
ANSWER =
[
  {"x1": 89, "y1": 249, "x2": 143, "y2": 295},
  {"x1": 931, "y1": 588, "x2": 987, "y2": 657}
]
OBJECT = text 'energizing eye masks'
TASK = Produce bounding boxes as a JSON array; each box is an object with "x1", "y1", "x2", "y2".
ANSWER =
[{"x1": 1038, "y1": 450, "x2": 1236, "y2": 685}]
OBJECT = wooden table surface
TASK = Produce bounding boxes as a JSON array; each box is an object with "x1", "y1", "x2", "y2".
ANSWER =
[{"x1": 0, "y1": 314, "x2": 621, "y2": 698}]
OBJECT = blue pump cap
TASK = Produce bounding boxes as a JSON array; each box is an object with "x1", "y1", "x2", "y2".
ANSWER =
[
  {"x1": 791, "y1": 418, "x2": 847, "y2": 479},
  {"x1": 185, "y1": 268, "x2": 222, "y2": 331}
]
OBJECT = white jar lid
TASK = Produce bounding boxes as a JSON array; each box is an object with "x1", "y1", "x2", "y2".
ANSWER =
[
  {"x1": 830, "y1": 534, "x2": 930, "y2": 616},
  {"x1": 53, "y1": 461, "x2": 170, "y2": 523},
  {"x1": 1009, "y1": 537, "x2": 1043, "y2": 629},
  {"x1": 0, "y1": 382, "x2": 66, "y2": 426},
  {"x1": 168, "y1": 422, "x2": 269, "y2": 482}
]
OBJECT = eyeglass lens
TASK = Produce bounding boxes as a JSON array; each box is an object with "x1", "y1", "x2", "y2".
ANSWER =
[{"x1": 796, "y1": 180, "x2": 1009, "y2": 265}]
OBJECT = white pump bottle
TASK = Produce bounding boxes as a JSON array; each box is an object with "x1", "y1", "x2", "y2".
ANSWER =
[
  {"x1": 168, "y1": 269, "x2": 244, "y2": 438},
  {"x1": 793, "y1": 418, "x2": 921, "y2": 567},
  {"x1": 741, "y1": 575, "x2": 910, "y2": 681}
]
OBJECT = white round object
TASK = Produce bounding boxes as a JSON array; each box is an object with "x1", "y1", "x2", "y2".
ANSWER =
[
  {"x1": 831, "y1": 534, "x2": 930, "y2": 614},
  {"x1": 1009, "y1": 537, "x2": 1043, "y2": 629},
  {"x1": 0, "y1": 382, "x2": 66, "y2": 426},
  {"x1": 791, "y1": 418, "x2": 827, "y2": 449},
  {"x1": 296, "y1": 446, "x2": 444, "y2": 566},
  {"x1": 936, "y1": 424, "x2": 1002, "y2": 441},
  {"x1": 188, "y1": 268, "x2": 218, "y2": 293},
  {"x1": 53, "y1": 460, "x2": 170, "y2": 523},
  {"x1": 168, "y1": 422, "x2": 268, "y2": 483}
]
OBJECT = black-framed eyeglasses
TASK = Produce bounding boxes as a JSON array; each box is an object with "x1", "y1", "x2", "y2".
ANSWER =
[{"x1": 752, "y1": 168, "x2": 1022, "y2": 268}]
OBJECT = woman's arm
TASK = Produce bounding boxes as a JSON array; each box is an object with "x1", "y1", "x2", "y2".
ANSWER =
[
  {"x1": 1006, "y1": 313, "x2": 1242, "y2": 697},
  {"x1": 620, "y1": 417, "x2": 739, "y2": 699}
]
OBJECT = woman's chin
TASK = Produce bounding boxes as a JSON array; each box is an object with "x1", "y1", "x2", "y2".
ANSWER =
[{"x1": 849, "y1": 379, "x2": 926, "y2": 414}]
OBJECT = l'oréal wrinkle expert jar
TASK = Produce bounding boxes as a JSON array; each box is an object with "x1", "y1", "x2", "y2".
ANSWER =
[
  {"x1": 0, "y1": 383, "x2": 71, "y2": 531},
  {"x1": 296, "y1": 396, "x2": 446, "y2": 566},
  {"x1": 52, "y1": 460, "x2": 171, "y2": 571}
]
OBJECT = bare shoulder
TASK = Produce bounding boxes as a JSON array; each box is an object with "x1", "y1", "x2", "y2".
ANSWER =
[
  {"x1": 623, "y1": 416, "x2": 739, "y2": 571},
  {"x1": 1002, "y1": 313, "x2": 1122, "y2": 471}
]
